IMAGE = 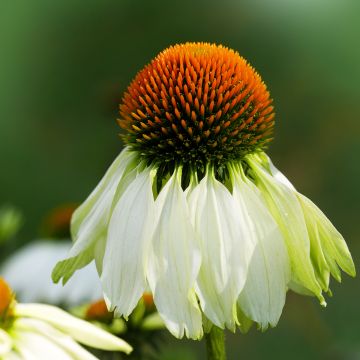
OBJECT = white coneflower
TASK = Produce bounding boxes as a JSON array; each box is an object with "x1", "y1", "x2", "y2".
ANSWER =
[
  {"x1": 52, "y1": 42, "x2": 355, "y2": 342},
  {"x1": 0, "y1": 277, "x2": 132, "y2": 359},
  {"x1": 1, "y1": 241, "x2": 102, "y2": 306}
]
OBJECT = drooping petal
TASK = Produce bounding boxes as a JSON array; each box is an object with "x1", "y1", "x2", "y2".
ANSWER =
[
  {"x1": 14, "y1": 303, "x2": 132, "y2": 354},
  {"x1": 101, "y1": 167, "x2": 156, "y2": 317},
  {"x1": 297, "y1": 197, "x2": 331, "y2": 291},
  {"x1": 231, "y1": 165, "x2": 290, "y2": 329},
  {"x1": 267, "y1": 157, "x2": 331, "y2": 290},
  {"x1": 52, "y1": 148, "x2": 137, "y2": 284},
  {"x1": 52, "y1": 244, "x2": 99, "y2": 286},
  {"x1": 268, "y1": 156, "x2": 355, "y2": 286},
  {"x1": 247, "y1": 154, "x2": 325, "y2": 304},
  {"x1": 71, "y1": 147, "x2": 135, "y2": 237},
  {"x1": 298, "y1": 194, "x2": 355, "y2": 280},
  {"x1": 147, "y1": 169, "x2": 203, "y2": 339},
  {"x1": 14, "y1": 318, "x2": 98, "y2": 360},
  {"x1": 189, "y1": 167, "x2": 254, "y2": 330}
]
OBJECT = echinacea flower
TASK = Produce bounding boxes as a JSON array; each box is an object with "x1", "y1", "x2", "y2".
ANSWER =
[
  {"x1": 1, "y1": 206, "x2": 102, "y2": 306},
  {"x1": 53, "y1": 42, "x2": 355, "y2": 340},
  {"x1": 1, "y1": 241, "x2": 102, "y2": 306},
  {"x1": 0, "y1": 277, "x2": 132, "y2": 359}
]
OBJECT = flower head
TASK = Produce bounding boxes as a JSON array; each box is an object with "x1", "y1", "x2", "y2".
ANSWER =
[
  {"x1": 0, "y1": 277, "x2": 132, "y2": 359},
  {"x1": 119, "y1": 42, "x2": 274, "y2": 177},
  {"x1": 53, "y1": 42, "x2": 355, "y2": 340}
]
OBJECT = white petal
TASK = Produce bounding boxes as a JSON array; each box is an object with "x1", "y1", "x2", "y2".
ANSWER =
[
  {"x1": 231, "y1": 166, "x2": 290, "y2": 329},
  {"x1": 298, "y1": 194, "x2": 355, "y2": 280},
  {"x1": 13, "y1": 330, "x2": 73, "y2": 360},
  {"x1": 71, "y1": 148, "x2": 137, "y2": 255},
  {"x1": 147, "y1": 169, "x2": 203, "y2": 339},
  {"x1": 101, "y1": 167, "x2": 155, "y2": 317},
  {"x1": 267, "y1": 157, "x2": 331, "y2": 289},
  {"x1": 0, "y1": 328, "x2": 12, "y2": 356},
  {"x1": 247, "y1": 155, "x2": 324, "y2": 304},
  {"x1": 71, "y1": 147, "x2": 135, "y2": 238},
  {"x1": 268, "y1": 157, "x2": 355, "y2": 283},
  {"x1": 14, "y1": 318, "x2": 98, "y2": 360},
  {"x1": 297, "y1": 196, "x2": 331, "y2": 290},
  {"x1": 52, "y1": 148, "x2": 137, "y2": 284},
  {"x1": 14, "y1": 303, "x2": 132, "y2": 354},
  {"x1": 189, "y1": 169, "x2": 253, "y2": 330}
]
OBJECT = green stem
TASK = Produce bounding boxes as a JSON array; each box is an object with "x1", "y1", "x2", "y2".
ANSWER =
[{"x1": 205, "y1": 326, "x2": 226, "y2": 360}]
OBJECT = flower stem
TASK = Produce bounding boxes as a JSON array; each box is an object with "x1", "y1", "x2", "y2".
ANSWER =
[{"x1": 205, "y1": 326, "x2": 226, "y2": 360}]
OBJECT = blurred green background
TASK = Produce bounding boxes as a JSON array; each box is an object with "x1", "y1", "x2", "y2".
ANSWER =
[{"x1": 0, "y1": 0, "x2": 359, "y2": 359}]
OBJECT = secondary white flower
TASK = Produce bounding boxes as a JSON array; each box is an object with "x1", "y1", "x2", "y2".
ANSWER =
[
  {"x1": 1, "y1": 241, "x2": 102, "y2": 306},
  {"x1": 52, "y1": 42, "x2": 355, "y2": 339},
  {"x1": 0, "y1": 278, "x2": 132, "y2": 359}
]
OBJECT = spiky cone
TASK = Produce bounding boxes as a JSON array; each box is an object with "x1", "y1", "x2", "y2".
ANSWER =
[{"x1": 53, "y1": 43, "x2": 355, "y2": 345}]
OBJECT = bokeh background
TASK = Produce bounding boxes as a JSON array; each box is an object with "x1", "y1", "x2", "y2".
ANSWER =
[{"x1": 1, "y1": 0, "x2": 359, "y2": 359}]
